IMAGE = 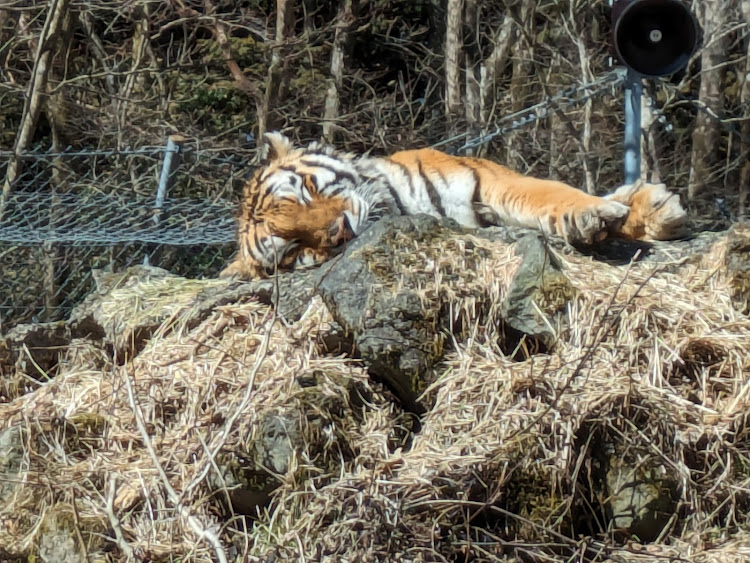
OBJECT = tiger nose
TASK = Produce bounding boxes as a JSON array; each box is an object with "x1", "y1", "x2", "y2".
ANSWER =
[{"x1": 329, "y1": 214, "x2": 355, "y2": 247}]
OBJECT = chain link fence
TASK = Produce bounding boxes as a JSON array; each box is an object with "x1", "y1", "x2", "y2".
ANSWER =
[
  {"x1": 0, "y1": 143, "x2": 253, "y2": 329},
  {"x1": 1, "y1": 65, "x2": 740, "y2": 331}
]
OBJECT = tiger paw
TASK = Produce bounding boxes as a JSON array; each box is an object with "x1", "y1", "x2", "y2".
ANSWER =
[
  {"x1": 606, "y1": 180, "x2": 689, "y2": 241},
  {"x1": 560, "y1": 200, "x2": 630, "y2": 246},
  {"x1": 219, "y1": 259, "x2": 265, "y2": 280}
]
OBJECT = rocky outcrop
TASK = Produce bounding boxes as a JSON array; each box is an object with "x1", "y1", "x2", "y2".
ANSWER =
[
  {"x1": 2, "y1": 216, "x2": 750, "y2": 561},
  {"x1": 317, "y1": 215, "x2": 575, "y2": 407}
]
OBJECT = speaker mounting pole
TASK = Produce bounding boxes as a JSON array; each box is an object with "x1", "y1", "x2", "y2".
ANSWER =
[
  {"x1": 623, "y1": 70, "x2": 642, "y2": 185},
  {"x1": 611, "y1": 0, "x2": 701, "y2": 184}
]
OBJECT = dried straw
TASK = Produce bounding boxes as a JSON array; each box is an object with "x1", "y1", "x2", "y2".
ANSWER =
[{"x1": 1, "y1": 233, "x2": 749, "y2": 561}]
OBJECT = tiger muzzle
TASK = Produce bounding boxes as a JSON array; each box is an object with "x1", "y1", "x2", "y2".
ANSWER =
[{"x1": 328, "y1": 214, "x2": 355, "y2": 248}]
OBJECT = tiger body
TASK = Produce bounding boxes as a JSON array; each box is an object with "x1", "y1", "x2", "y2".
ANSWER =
[{"x1": 221, "y1": 132, "x2": 688, "y2": 279}]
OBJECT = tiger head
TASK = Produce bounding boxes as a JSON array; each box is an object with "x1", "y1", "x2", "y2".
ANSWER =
[{"x1": 225, "y1": 132, "x2": 382, "y2": 278}]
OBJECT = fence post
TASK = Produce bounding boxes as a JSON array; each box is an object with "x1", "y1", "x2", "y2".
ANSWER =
[
  {"x1": 623, "y1": 70, "x2": 642, "y2": 185},
  {"x1": 145, "y1": 135, "x2": 183, "y2": 266}
]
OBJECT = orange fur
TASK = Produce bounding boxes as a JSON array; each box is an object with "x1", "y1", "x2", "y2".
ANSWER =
[
  {"x1": 221, "y1": 133, "x2": 690, "y2": 280},
  {"x1": 264, "y1": 196, "x2": 351, "y2": 250}
]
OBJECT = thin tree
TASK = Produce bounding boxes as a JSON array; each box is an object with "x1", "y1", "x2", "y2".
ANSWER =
[
  {"x1": 445, "y1": 0, "x2": 463, "y2": 125},
  {"x1": 740, "y1": 0, "x2": 750, "y2": 217},
  {"x1": 1, "y1": 0, "x2": 69, "y2": 210},
  {"x1": 263, "y1": 0, "x2": 296, "y2": 137},
  {"x1": 688, "y1": 0, "x2": 730, "y2": 200},
  {"x1": 323, "y1": 0, "x2": 356, "y2": 141}
]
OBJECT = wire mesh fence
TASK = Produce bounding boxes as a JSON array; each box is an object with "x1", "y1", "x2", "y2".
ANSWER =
[
  {"x1": 0, "y1": 143, "x2": 252, "y2": 329},
  {"x1": 0, "y1": 64, "x2": 741, "y2": 331}
]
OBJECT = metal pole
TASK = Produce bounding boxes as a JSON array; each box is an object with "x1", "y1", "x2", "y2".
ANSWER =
[
  {"x1": 145, "y1": 135, "x2": 181, "y2": 266},
  {"x1": 154, "y1": 135, "x2": 180, "y2": 222},
  {"x1": 623, "y1": 70, "x2": 642, "y2": 185}
]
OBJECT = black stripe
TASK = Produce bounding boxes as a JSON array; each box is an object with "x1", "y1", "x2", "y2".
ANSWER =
[
  {"x1": 417, "y1": 158, "x2": 446, "y2": 216},
  {"x1": 459, "y1": 161, "x2": 484, "y2": 224},
  {"x1": 462, "y1": 162, "x2": 482, "y2": 205},
  {"x1": 250, "y1": 229, "x2": 266, "y2": 262},
  {"x1": 322, "y1": 181, "x2": 347, "y2": 197},
  {"x1": 299, "y1": 157, "x2": 358, "y2": 186},
  {"x1": 295, "y1": 159, "x2": 358, "y2": 197},
  {"x1": 245, "y1": 179, "x2": 262, "y2": 210},
  {"x1": 385, "y1": 159, "x2": 414, "y2": 213},
  {"x1": 388, "y1": 160, "x2": 416, "y2": 199},
  {"x1": 386, "y1": 184, "x2": 407, "y2": 215}
]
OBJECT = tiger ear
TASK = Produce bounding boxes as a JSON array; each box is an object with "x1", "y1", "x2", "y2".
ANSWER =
[{"x1": 261, "y1": 131, "x2": 293, "y2": 162}]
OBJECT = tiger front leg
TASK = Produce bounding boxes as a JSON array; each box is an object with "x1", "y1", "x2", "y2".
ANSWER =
[
  {"x1": 474, "y1": 196, "x2": 631, "y2": 246},
  {"x1": 551, "y1": 199, "x2": 631, "y2": 246},
  {"x1": 219, "y1": 257, "x2": 267, "y2": 280}
]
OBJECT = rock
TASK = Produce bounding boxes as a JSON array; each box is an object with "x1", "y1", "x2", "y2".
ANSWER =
[
  {"x1": 316, "y1": 214, "x2": 576, "y2": 408},
  {"x1": 67, "y1": 265, "x2": 319, "y2": 357},
  {"x1": 0, "y1": 426, "x2": 24, "y2": 505},
  {"x1": 37, "y1": 504, "x2": 87, "y2": 563},
  {"x1": 501, "y1": 234, "x2": 576, "y2": 349},
  {"x1": 0, "y1": 264, "x2": 319, "y2": 389},
  {"x1": 215, "y1": 412, "x2": 303, "y2": 516},
  {"x1": 316, "y1": 215, "x2": 468, "y2": 407},
  {"x1": 724, "y1": 223, "x2": 750, "y2": 315},
  {"x1": 606, "y1": 444, "x2": 677, "y2": 542}
]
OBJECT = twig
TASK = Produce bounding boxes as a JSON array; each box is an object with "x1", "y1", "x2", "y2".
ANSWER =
[
  {"x1": 123, "y1": 360, "x2": 229, "y2": 563},
  {"x1": 1, "y1": 0, "x2": 70, "y2": 212},
  {"x1": 104, "y1": 479, "x2": 138, "y2": 562}
]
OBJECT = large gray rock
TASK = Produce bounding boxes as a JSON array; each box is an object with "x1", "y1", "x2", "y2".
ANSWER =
[
  {"x1": 316, "y1": 215, "x2": 575, "y2": 407},
  {"x1": 501, "y1": 233, "x2": 575, "y2": 350}
]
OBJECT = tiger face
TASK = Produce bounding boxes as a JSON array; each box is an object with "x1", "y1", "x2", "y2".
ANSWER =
[{"x1": 220, "y1": 132, "x2": 374, "y2": 279}]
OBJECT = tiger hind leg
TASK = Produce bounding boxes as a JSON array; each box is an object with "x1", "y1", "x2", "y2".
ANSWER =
[
  {"x1": 606, "y1": 180, "x2": 689, "y2": 241},
  {"x1": 474, "y1": 197, "x2": 631, "y2": 246}
]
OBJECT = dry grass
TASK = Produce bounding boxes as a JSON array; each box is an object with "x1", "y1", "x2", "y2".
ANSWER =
[{"x1": 1, "y1": 233, "x2": 749, "y2": 562}]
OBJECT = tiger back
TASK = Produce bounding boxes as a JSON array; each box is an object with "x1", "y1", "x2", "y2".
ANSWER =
[{"x1": 221, "y1": 132, "x2": 689, "y2": 279}]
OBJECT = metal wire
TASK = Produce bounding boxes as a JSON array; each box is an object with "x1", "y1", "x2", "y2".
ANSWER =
[
  {"x1": 432, "y1": 69, "x2": 628, "y2": 153},
  {"x1": 0, "y1": 73, "x2": 627, "y2": 329},
  {"x1": 0, "y1": 192, "x2": 236, "y2": 245}
]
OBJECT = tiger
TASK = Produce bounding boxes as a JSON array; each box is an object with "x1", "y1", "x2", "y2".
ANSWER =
[{"x1": 220, "y1": 131, "x2": 688, "y2": 280}]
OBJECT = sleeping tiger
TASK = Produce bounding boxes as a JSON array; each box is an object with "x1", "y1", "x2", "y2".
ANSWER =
[{"x1": 220, "y1": 132, "x2": 688, "y2": 279}]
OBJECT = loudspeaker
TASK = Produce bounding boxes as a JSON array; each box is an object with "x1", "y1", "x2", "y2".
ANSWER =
[{"x1": 612, "y1": 0, "x2": 701, "y2": 77}]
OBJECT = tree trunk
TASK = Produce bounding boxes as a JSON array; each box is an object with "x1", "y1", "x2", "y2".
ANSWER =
[
  {"x1": 479, "y1": 13, "x2": 514, "y2": 125},
  {"x1": 444, "y1": 0, "x2": 463, "y2": 123},
  {"x1": 509, "y1": 0, "x2": 535, "y2": 113},
  {"x1": 688, "y1": 0, "x2": 730, "y2": 200},
  {"x1": 641, "y1": 92, "x2": 661, "y2": 183},
  {"x1": 323, "y1": 0, "x2": 355, "y2": 141},
  {"x1": 262, "y1": 0, "x2": 296, "y2": 137},
  {"x1": 739, "y1": 0, "x2": 750, "y2": 218},
  {"x1": 506, "y1": 0, "x2": 536, "y2": 167},
  {"x1": 546, "y1": 54, "x2": 564, "y2": 181},
  {"x1": 463, "y1": 0, "x2": 479, "y2": 138},
  {"x1": 572, "y1": 2, "x2": 594, "y2": 194},
  {"x1": 205, "y1": 0, "x2": 266, "y2": 143},
  {"x1": 1, "y1": 0, "x2": 69, "y2": 210}
]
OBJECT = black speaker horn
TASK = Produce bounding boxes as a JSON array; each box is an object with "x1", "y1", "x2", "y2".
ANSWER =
[{"x1": 612, "y1": 0, "x2": 701, "y2": 77}]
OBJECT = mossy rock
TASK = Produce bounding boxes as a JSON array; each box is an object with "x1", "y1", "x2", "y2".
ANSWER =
[
  {"x1": 316, "y1": 215, "x2": 575, "y2": 409},
  {"x1": 725, "y1": 223, "x2": 750, "y2": 315}
]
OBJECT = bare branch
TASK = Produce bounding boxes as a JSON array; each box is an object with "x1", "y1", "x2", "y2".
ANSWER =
[{"x1": 1, "y1": 0, "x2": 69, "y2": 209}]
